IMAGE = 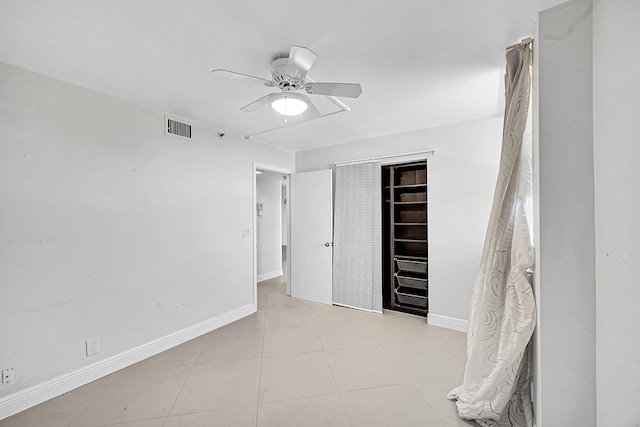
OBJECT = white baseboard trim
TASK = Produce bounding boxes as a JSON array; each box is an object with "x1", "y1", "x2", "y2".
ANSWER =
[
  {"x1": 257, "y1": 269, "x2": 283, "y2": 282},
  {"x1": 0, "y1": 304, "x2": 255, "y2": 420},
  {"x1": 428, "y1": 313, "x2": 469, "y2": 333}
]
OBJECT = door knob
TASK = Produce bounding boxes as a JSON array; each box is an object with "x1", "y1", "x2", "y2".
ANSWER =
[{"x1": 324, "y1": 242, "x2": 332, "y2": 247}]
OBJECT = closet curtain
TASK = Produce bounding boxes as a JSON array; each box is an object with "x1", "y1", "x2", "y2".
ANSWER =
[
  {"x1": 333, "y1": 161, "x2": 382, "y2": 312},
  {"x1": 448, "y1": 41, "x2": 535, "y2": 427}
]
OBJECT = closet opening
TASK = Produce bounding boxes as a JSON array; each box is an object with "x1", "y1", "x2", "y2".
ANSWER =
[{"x1": 382, "y1": 160, "x2": 428, "y2": 317}]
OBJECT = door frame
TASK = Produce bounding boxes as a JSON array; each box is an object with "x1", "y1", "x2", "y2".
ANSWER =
[{"x1": 253, "y1": 162, "x2": 292, "y2": 312}]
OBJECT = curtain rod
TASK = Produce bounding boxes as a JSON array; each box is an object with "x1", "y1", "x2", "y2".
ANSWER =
[
  {"x1": 506, "y1": 37, "x2": 533, "y2": 51},
  {"x1": 334, "y1": 149, "x2": 436, "y2": 166}
]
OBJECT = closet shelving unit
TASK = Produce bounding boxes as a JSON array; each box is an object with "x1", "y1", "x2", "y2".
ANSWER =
[{"x1": 382, "y1": 161, "x2": 428, "y2": 316}]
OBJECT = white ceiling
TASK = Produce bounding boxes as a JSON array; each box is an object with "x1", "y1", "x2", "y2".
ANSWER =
[{"x1": 0, "y1": 0, "x2": 565, "y2": 152}]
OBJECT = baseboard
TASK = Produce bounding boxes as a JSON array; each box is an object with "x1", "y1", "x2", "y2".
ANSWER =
[
  {"x1": 257, "y1": 269, "x2": 283, "y2": 282},
  {"x1": 0, "y1": 304, "x2": 255, "y2": 420},
  {"x1": 427, "y1": 313, "x2": 469, "y2": 333}
]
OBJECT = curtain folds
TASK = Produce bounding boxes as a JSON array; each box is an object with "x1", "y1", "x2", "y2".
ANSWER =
[
  {"x1": 333, "y1": 161, "x2": 382, "y2": 312},
  {"x1": 448, "y1": 42, "x2": 535, "y2": 427}
]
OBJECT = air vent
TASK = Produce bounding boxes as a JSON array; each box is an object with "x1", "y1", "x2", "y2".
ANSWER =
[{"x1": 165, "y1": 117, "x2": 191, "y2": 139}]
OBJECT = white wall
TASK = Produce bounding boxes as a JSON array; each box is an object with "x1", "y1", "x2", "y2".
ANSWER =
[
  {"x1": 593, "y1": 1, "x2": 640, "y2": 424},
  {"x1": 535, "y1": 1, "x2": 596, "y2": 425},
  {"x1": 296, "y1": 117, "x2": 503, "y2": 326},
  {"x1": 256, "y1": 173, "x2": 283, "y2": 281},
  {"x1": 0, "y1": 62, "x2": 294, "y2": 416}
]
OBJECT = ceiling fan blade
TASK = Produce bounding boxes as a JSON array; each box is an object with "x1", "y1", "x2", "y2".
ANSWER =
[
  {"x1": 211, "y1": 69, "x2": 275, "y2": 86},
  {"x1": 285, "y1": 45, "x2": 317, "y2": 80},
  {"x1": 240, "y1": 93, "x2": 280, "y2": 112},
  {"x1": 304, "y1": 82, "x2": 363, "y2": 98}
]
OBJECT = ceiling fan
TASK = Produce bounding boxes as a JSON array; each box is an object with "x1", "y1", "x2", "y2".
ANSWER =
[{"x1": 212, "y1": 45, "x2": 362, "y2": 120}]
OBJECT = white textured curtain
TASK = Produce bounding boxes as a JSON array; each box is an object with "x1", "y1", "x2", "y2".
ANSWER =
[
  {"x1": 333, "y1": 161, "x2": 382, "y2": 312},
  {"x1": 448, "y1": 41, "x2": 535, "y2": 427}
]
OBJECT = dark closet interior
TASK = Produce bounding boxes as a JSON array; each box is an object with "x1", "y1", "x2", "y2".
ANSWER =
[{"x1": 382, "y1": 161, "x2": 428, "y2": 316}]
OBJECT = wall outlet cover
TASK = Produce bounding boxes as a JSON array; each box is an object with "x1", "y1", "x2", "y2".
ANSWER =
[
  {"x1": 86, "y1": 337, "x2": 101, "y2": 356},
  {"x1": 2, "y1": 367, "x2": 15, "y2": 385}
]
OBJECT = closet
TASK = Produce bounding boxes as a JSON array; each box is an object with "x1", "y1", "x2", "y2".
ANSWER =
[{"x1": 382, "y1": 161, "x2": 428, "y2": 316}]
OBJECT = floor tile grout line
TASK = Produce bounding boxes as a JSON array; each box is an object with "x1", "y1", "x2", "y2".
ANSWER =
[
  {"x1": 433, "y1": 337, "x2": 467, "y2": 365},
  {"x1": 258, "y1": 390, "x2": 343, "y2": 407},
  {"x1": 256, "y1": 256, "x2": 285, "y2": 424},
  {"x1": 407, "y1": 381, "x2": 446, "y2": 424},
  {"x1": 436, "y1": 337, "x2": 469, "y2": 365},
  {"x1": 162, "y1": 403, "x2": 260, "y2": 422},
  {"x1": 256, "y1": 268, "x2": 286, "y2": 424},
  {"x1": 160, "y1": 340, "x2": 208, "y2": 426},
  {"x1": 263, "y1": 348, "x2": 326, "y2": 359},
  {"x1": 291, "y1": 293, "x2": 355, "y2": 421},
  {"x1": 255, "y1": 285, "x2": 268, "y2": 427},
  {"x1": 63, "y1": 382, "x2": 109, "y2": 427},
  {"x1": 99, "y1": 415, "x2": 166, "y2": 426},
  {"x1": 310, "y1": 304, "x2": 356, "y2": 426}
]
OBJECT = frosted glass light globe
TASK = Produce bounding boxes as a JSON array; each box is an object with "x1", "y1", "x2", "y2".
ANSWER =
[{"x1": 271, "y1": 95, "x2": 308, "y2": 116}]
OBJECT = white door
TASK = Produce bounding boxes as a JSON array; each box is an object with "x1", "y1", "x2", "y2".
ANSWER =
[{"x1": 289, "y1": 169, "x2": 333, "y2": 304}]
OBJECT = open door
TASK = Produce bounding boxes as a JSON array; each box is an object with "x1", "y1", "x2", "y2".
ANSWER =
[{"x1": 289, "y1": 169, "x2": 333, "y2": 304}]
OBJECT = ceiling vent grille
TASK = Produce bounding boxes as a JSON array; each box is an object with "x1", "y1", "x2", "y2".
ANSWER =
[{"x1": 165, "y1": 117, "x2": 191, "y2": 139}]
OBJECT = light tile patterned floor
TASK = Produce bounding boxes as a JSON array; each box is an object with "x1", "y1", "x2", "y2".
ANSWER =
[{"x1": 1, "y1": 274, "x2": 474, "y2": 427}]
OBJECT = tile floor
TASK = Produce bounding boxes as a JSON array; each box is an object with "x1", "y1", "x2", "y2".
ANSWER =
[{"x1": 1, "y1": 274, "x2": 474, "y2": 427}]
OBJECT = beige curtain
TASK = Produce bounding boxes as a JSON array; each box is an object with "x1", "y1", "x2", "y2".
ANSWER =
[{"x1": 448, "y1": 41, "x2": 535, "y2": 427}]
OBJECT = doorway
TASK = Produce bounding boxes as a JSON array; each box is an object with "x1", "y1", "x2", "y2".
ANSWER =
[{"x1": 253, "y1": 163, "x2": 291, "y2": 310}]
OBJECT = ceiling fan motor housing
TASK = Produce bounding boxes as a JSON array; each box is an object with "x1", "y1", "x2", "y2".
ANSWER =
[{"x1": 270, "y1": 57, "x2": 305, "y2": 91}]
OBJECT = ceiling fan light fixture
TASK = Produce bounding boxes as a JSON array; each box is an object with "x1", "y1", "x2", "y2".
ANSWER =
[{"x1": 271, "y1": 94, "x2": 308, "y2": 116}]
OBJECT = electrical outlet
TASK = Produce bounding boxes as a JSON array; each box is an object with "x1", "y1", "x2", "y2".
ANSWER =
[
  {"x1": 2, "y1": 368, "x2": 15, "y2": 385},
  {"x1": 242, "y1": 228, "x2": 251, "y2": 238},
  {"x1": 86, "y1": 337, "x2": 101, "y2": 356}
]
